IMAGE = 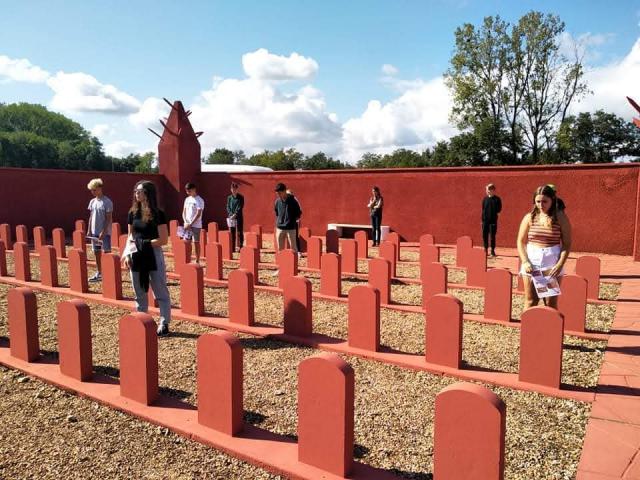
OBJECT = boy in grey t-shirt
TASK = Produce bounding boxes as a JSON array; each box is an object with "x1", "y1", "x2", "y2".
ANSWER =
[{"x1": 87, "y1": 178, "x2": 113, "y2": 281}]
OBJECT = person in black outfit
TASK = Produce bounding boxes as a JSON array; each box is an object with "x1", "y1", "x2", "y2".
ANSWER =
[
  {"x1": 226, "y1": 182, "x2": 244, "y2": 252},
  {"x1": 367, "y1": 186, "x2": 383, "y2": 246},
  {"x1": 123, "y1": 180, "x2": 172, "y2": 336},
  {"x1": 481, "y1": 183, "x2": 502, "y2": 257},
  {"x1": 274, "y1": 182, "x2": 302, "y2": 252}
]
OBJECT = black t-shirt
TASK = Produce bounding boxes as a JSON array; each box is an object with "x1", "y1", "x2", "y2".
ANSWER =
[{"x1": 128, "y1": 209, "x2": 167, "y2": 240}]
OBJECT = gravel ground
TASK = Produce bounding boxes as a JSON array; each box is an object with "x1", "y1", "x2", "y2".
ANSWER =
[{"x1": 0, "y1": 282, "x2": 596, "y2": 480}]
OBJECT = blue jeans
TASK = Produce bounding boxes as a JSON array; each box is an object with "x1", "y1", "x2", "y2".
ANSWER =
[
  {"x1": 130, "y1": 247, "x2": 172, "y2": 326},
  {"x1": 371, "y1": 214, "x2": 382, "y2": 244}
]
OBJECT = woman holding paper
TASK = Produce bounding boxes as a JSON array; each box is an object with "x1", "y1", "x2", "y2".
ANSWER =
[
  {"x1": 517, "y1": 185, "x2": 572, "y2": 310},
  {"x1": 122, "y1": 180, "x2": 172, "y2": 336}
]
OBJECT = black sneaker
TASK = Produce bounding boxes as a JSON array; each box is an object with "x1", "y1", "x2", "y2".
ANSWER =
[
  {"x1": 157, "y1": 324, "x2": 169, "y2": 336},
  {"x1": 491, "y1": 250, "x2": 497, "y2": 257}
]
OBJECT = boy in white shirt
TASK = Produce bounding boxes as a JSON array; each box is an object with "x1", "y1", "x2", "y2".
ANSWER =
[
  {"x1": 182, "y1": 182, "x2": 205, "y2": 263},
  {"x1": 87, "y1": 178, "x2": 113, "y2": 282}
]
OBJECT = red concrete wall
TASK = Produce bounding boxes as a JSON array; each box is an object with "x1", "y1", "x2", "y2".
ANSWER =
[
  {"x1": 197, "y1": 164, "x2": 640, "y2": 256},
  {"x1": 1, "y1": 163, "x2": 639, "y2": 255},
  {"x1": 0, "y1": 167, "x2": 168, "y2": 237}
]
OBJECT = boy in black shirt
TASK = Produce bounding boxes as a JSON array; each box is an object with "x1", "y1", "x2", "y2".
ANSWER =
[{"x1": 481, "y1": 183, "x2": 502, "y2": 257}]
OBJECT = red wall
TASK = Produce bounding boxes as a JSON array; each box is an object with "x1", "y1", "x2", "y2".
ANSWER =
[
  {"x1": 1, "y1": 163, "x2": 639, "y2": 256},
  {"x1": 196, "y1": 164, "x2": 640, "y2": 256}
]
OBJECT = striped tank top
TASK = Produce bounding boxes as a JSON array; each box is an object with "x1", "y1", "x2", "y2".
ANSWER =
[{"x1": 528, "y1": 215, "x2": 561, "y2": 247}]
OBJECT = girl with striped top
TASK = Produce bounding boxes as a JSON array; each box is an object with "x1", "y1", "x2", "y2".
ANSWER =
[{"x1": 517, "y1": 185, "x2": 572, "y2": 310}]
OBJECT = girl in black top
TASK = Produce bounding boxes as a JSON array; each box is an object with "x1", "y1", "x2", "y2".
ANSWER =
[
  {"x1": 367, "y1": 186, "x2": 384, "y2": 246},
  {"x1": 124, "y1": 180, "x2": 172, "y2": 336}
]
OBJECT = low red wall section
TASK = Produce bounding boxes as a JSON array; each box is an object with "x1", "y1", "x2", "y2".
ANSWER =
[
  {"x1": 1, "y1": 164, "x2": 638, "y2": 256},
  {"x1": 196, "y1": 164, "x2": 640, "y2": 256}
]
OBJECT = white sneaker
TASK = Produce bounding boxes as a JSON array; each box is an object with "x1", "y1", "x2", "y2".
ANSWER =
[{"x1": 88, "y1": 272, "x2": 102, "y2": 282}]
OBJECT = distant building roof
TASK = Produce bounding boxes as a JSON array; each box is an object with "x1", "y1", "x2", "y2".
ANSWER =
[{"x1": 200, "y1": 164, "x2": 273, "y2": 173}]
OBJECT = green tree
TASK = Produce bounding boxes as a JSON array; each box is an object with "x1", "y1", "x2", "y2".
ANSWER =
[
  {"x1": 243, "y1": 148, "x2": 301, "y2": 170},
  {"x1": 206, "y1": 148, "x2": 235, "y2": 164},
  {"x1": 357, "y1": 152, "x2": 384, "y2": 168},
  {"x1": 296, "y1": 152, "x2": 350, "y2": 170}
]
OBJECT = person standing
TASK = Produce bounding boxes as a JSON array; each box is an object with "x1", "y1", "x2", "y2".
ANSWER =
[
  {"x1": 123, "y1": 180, "x2": 172, "y2": 336},
  {"x1": 367, "y1": 186, "x2": 383, "y2": 246},
  {"x1": 182, "y1": 182, "x2": 205, "y2": 263},
  {"x1": 226, "y1": 182, "x2": 244, "y2": 252},
  {"x1": 481, "y1": 183, "x2": 502, "y2": 257},
  {"x1": 274, "y1": 182, "x2": 301, "y2": 253},
  {"x1": 286, "y1": 188, "x2": 302, "y2": 254},
  {"x1": 517, "y1": 185, "x2": 572, "y2": 310},
  {"x1": 86, "y1": 178, "x2": 113, "y2": 282}
]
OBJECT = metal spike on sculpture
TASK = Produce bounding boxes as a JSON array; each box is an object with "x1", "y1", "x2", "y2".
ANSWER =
[{"x1": 626, "y1": 96, "x2": 640, "y2": 129}]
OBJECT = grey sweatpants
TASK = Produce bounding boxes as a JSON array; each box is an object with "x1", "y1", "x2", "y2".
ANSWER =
[{"x1": 130, "y1": 247, "x2": 172, "y2": 326}]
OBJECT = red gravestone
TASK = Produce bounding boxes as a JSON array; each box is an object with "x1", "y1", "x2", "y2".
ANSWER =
[
  {"x1": 72, "y1": 229, "x2": 86, "y2": 253},
  {"x1": 219, "y1": 230, "x2": 233, "y2": 260},
  {"x1": 39, "y1": 245, "x2": 59, "y2": 287},
  {"x1": 354, "y1": 230, "x2": 368, "y2": 259},
  {"x1": 118, "y1": 234, "x2": 128, "y2": 255},
  {"x1": 307, "y1": 236, "x2": 323, "y2": 269},
  {"x1": 368, "y1": 257, "x2": 391, "y2": 304},
  {"x1": 15, "y1": 224, "x2": 28, "y2": 246},
  {"x1": 386, "y1": 231, "x2": 401, "y2": 261},
  {"x1": 245, "y1": 231, "x2": 260, "y2": 250},
  {"x1": 119, "y1": 312, "x2": 158, "y2": 405},
  {"x1": 276, "y1": 249, "x2": 298, "y2": 289},
  {"x1": 347, "y1": 285, "x2": 380, "y2": 351},
  {"x1": 52, "y1": 228, "x2": 66, "y2": 258},
  {"x1": 13, "y1": 242, "x2": 31, "y2": 282},
  {"x1": 111, "y1": 222, "x2": 121, "y2": 243},
  {"x1": 379, "y1": 241, "x2": 397, "y2": 278},
  {"x1": 173, "y1": 239, "x2": 191, "y2": 274},
  {"x1": 207, "y1": 222, "x2": 219, "y2": 243},
  {"x1": 239, "y1": 246, "x2": 259, "y2": 285},
  {"x1": 0, "y1": 223, "x2": 13, "y2": 250},
  {"x1": 69, "y1": 249, "x2": 89, "y2": 293},
  {"x1": 320, "y1": 253, "x2": 341, "y2": 297},
  {"x1": 33, "y1": 226, "x2": 46, "y2": 251},
  {"x1": 466, "y1": 247, "x2": 487, "y2": 287},
  {"x1": 456, "y1": 236, "x2": 472, "y2": 267},
  {"x1": 575, "y1": 255, "x2": 601, "y2": 300},
  {"x1": 298, "y1": 226, "x2": 310, "y2": 253},
  {"x1": 340, "y1": 239, "x2": 358, "y2": 274},
  {"x1": 434, "y1": 382, "x2": 506, "y2": 480},
  {"x1": 0, "y1": 240, "x2": 7, "y2": 276},
  {"x1": 420, "y1": 233, "x2": 435, "y2": 250},
  {"x1": 425, "y1": 294, "x2": 463, "y2": 369},
  {"x1": 484, "y1": 269, "x2": 512, "y2": 323},
  {"x1": 283, "y1": 276, "x2": 313, "y2": 337},
  {"x1": 75, "y1": 219, "x2": 86, "y2": 233},
  {"x1": 57, "y1": 299, "x2": 93, "y2": 381},
  {"x1": 516, "y1": 258, "x2": 524, "y2": 292},
  {"x1": 557, "y1": 275, "x2": 587, "y2": 333},
  {"x1": 169, "y1": 219, "x2": 179, "y2": 239},
  {"x1": 422, "y1": 262, "x2": 448, "y2": 309},
  {"x1": 8, "y1": 288, "x2": 39, "y2": 362},
  {"x1": 101, "y1": 253, "x2": 123, "y2": 300},
  {"x1": 197, "y1": 331, "x2": 244, "y2": 435},
  {"x1": 298, "y1": 353, "x2": 354, "y2": 477},
  {"x1": 519, "y1": 306, "x2": 564, "y2": 389},
  {"x1": 200, "y1": 227, "x2": 207, "y2": 259},
  {"x1": 228, "y1": 269, "x2": 255, "y2": 326},
  {"x1": 181, "y1": 263, "x2": 204, "y2": 316},
  {"x1": 420, "y1": 244, "x2": 440, "y2": 276},
  {"x1": 250, "y1": 224, "x2": 263, "y2": 248},
  {"x1": 205, "y1": 242, "x2": 223, "y2": 280},
  {"x1": 326, "y1": 229, "x2": 339, "y2": 254}
]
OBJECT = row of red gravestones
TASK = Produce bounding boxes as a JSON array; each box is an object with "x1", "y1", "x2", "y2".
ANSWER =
[
  {"x1": 1, "y1": 230, "x2": 593, "y2": 336},
  {"x1": 6, "y1": 286, "x2": 508, "y2": 479},
  {"x1": 2, "y1": 239, "x2": 571, "y2": 390}
]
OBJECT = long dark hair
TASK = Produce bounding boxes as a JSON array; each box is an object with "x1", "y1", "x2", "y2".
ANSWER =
[
  {"x1": 530, "y1": 185, "x2": 558, "y2": 225},
  {"x1": 129, "y1": 180, "x2": 160, "y2": 223},
  {"x1": 372, "y1": 186, "x2": 382, "y2": 199}
]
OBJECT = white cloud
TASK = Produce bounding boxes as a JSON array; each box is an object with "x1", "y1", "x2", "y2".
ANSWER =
[
  {"x1": 0, "y1": 55, "x2": 50, "y2": 83},
  {"x1": 90, "y1": 123, "x2": 115, "y2": 138},
  {"x1": 381, "y1": 64, "x2": 398, "y2": 76},
  {"x1": 573, "y1": 38, "x2": 640, "y2": 119},
  {"x1": 47, "y1": 71, "x2": 141, "y2": 114},
  {"x1": 129, "y1": 97, "x2": 170, "y2": 129},
  {"x1": 104, "y1": 140, "x2": 140, "y2": 157},
  {"x1": 342, "y1": 76, "x2": 456, "y2": 162},
  {"x1": 242, "y1": 48, "x2": 318, "y2": 81},
  {"x1": 558, "y1": 32, "x2": 615, "y2": 63}
]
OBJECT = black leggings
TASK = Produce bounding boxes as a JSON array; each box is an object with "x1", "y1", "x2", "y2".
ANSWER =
[
  {"x1": 482, "y1": 222, "x2": 497, "y2": 251},
  {"x1": 371, "y1": 214, "x2": 382, "y2": 244},
  {"x1": 230, "y1": 215, "x2": 244, "y2": 252}
]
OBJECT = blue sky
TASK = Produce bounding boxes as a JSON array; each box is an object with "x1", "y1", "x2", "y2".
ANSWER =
[{"x1": 2, "y1": 0, "x2": 640, "y2": 162}]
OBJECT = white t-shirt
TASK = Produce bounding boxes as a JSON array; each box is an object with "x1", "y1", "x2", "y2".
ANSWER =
[{"x1": 183, "y1": 195, "x2": 204, "y2": 228}]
